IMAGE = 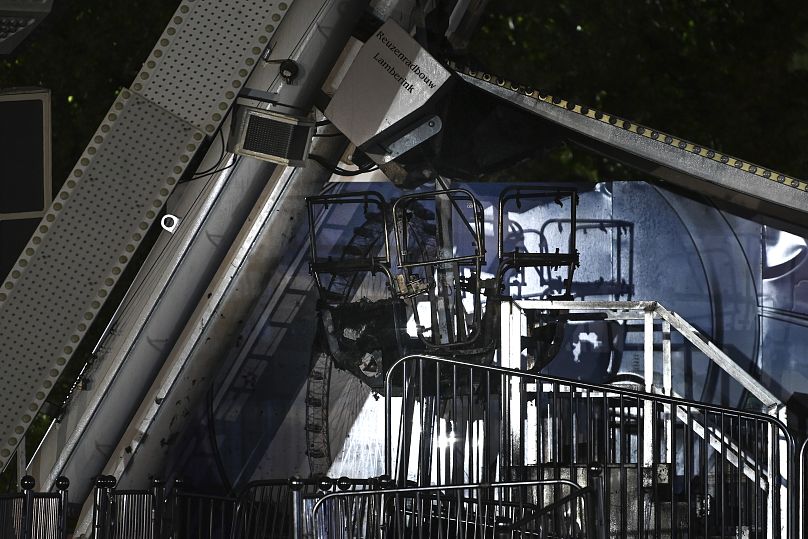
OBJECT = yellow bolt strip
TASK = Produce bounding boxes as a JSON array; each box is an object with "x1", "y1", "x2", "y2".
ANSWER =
[{"x1": 453, "y1": 64, "x2": 808, "y2": 193}]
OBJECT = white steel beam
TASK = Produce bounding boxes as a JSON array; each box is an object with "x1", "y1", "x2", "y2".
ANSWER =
[{"x1": 0, "y1": 0, "x2": 294, "y2": 472}]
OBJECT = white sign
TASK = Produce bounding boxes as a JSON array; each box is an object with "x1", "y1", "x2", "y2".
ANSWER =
[{"x1": 325, "y1": 20, "x2": 451, "y2": 147}]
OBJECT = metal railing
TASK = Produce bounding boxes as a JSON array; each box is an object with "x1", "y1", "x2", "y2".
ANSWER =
[
  {"x1": 497, "y1": 186, "x2": 580, "y2": 300},
  {"x1": 89, "y1": 475, "x2": 380, "y2": 539},
  {"x1": 168, "y1": 483, "x2": 236, "y2": 539},
  {"x1": 231, "y1": 479, "x2": 298, "y2": 538},
  {"x1": 508, "y1": 300, "x2": 784, "y2": 414},
  {"x1": 801, "y1": 438, "x2": 808, "y2": 539},
  {"x1": 392, "y1": 188, "x2": 488, "y2": 351},
  {"x1": 92, "y1": 476, "x2": 157, "y2": 539},
  {"x1": 301, "y1": 478, "x2": 602, "y2": 539},
  {"x1": 0, "y1": 475, "x2": 69, "y2": 539},
  {"x1": 232, "y1": 477, "x2": 378, "y2": 539},
  {"x1": 385, "y1": 354, "x2": 796, "y2": 539},
  {"x1": 92, "y1": 476, "x2": 237, "y2": 539}
]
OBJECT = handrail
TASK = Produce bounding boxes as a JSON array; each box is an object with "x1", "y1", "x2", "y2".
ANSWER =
[
  {"x1": 384, "y1": 354, "x2": 794, "y2": 461},
  {"x1": 231, "y1": 476, "x2": 380, "y2": 538},
  {"x1": 306, "y1": 479, "x2": 593, "y2": 539},
  {"x1": 514, "y1": 299, "x2": 783, "y2": 412},
  {"x1": 801, "y1": 438, "x2": 808, "y2": 539},
  {"x1": 311, "y1": 478, "x2": 581, "y2": 511},
  {"x1": 385, "y1": 353, "x2": 796, "y2": 539}
]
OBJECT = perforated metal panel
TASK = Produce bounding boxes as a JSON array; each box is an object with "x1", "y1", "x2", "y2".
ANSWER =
[
  {"x1": 0, "y1": 90, "x2": 204, "y2": 468},
  {"x1": 0, "y1": 16, "x2": 33, "y2": 39},
  {"x1": 0, "y1": 0, "x2": 294, "y2": 472},
  {"x1": 0, "y1": 0, "x2": 52, "y2": 54},
  {"x1": 136, "y1": 0, "x2": 293, "y2": 133}
]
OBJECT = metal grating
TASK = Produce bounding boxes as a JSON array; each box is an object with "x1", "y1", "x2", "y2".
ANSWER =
[
  {"x1": 0, "y1": 16, "x2": 33, "y2": 40},
  {"x1": 0, "y1": 90, "x2": 204, "y2": 468},
  {"x1": 244, "y1": 115, "x2": 294, "y2": 156},
  {"x1": 0, "y1": 0, "x2": 294, "y2": 472},
  {"x1": 136, "y1": 0, "x2": 293, "y2": 133}
]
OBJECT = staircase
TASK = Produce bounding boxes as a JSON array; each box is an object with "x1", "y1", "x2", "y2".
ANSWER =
[
  {"x1": 8, "y1": 301, "x2": 803, "y2": 538},
  {"x1": 383, "y1": 300, "x2": 797, "y2": 539}
]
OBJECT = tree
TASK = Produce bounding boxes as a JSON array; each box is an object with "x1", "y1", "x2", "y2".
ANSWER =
[{"x1": 467, "y1": 0, "x2": 808, "y2": 181}]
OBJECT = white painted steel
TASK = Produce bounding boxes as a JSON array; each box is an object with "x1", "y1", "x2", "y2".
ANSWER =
[
  {"x1": 501, "y1": 300, "x2": 789, "y2": 536},
  {"x1": 515, "y1": 300, "x2": 783, "y2": 412},
  {"x1": 799, "y1": 439, "x2": 807, "y2": 539},
  {"x1": 64, "y1": 1, "x2": 364, "y2": 522},
  {"x1": 671, "y1": 406, "x2": 767, "y2": 487},
  {"x1": 500, "y1": 300, "x2": 523, "y2": 481},
  {"x1": 0, "y1": 91, "x2": 203, "y2": 471},
  {"x1": 662, "y1": 320, "x2": 672, "y2": 463},
  {"x1": 642, "y1": 310, "x2": 654, "y2": 467}
]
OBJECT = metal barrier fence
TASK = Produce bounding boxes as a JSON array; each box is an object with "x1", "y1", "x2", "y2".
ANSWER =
[
  {"x1": 385, "y1": 354, "x2": 796, "y2": 539},
  {"x1": 231, "y1": 479, "x2": 297, "y2": 538},
  {"x1": 90, "y1": 475, "x2": 380, "y2": 538},
  {"x1": 92, "y1": 476, "x2": 157, "y2": 539},
  {"x1": 303, "y1": 478, "x2": 603, "y2": 539},
  {"x1": 92, "y1": 476, "x2": 236, "y2": 539},
  {"x1": 232, "y1": 477, "x2": 378, "y2": 539},
  {"x1": 0, "y1": 475, "x2": 69, "y2": 539},
  {"x1": 168, "y1": 482, "x2": 235, "y2": 539}
]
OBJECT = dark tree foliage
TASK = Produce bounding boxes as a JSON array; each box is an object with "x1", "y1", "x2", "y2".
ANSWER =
[
  {"x1": 2, "y1": 1, "x2": 807, "y2": 186},
  {"x1": 467, "y1": 0, "x2": 808, "y2": 182},
  {"x1": 0, "y1": 0, "x2": 181, "y2": 192}
]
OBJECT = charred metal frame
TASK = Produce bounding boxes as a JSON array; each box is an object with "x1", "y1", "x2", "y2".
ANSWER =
[
  {"x1": 392, "y1": 188, "x2": 487, "y2": 350},
  {"x1": 306, "y1": 190, "x2": 394, "y2": 297},
  {"x1": 497, "y1": 186, "x2": 580, "y2": 300}
]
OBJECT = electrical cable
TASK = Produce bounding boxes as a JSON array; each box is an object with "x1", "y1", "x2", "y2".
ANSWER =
[
  {"x1": 309, "y1": 153, "x2": 378, "y2": 176},
  {"x1": 179, "y1": 159, "x2": 237, "y2": 184},
  {"x1": 191, "y1": 130, "x2": 226, "y2": 177}
]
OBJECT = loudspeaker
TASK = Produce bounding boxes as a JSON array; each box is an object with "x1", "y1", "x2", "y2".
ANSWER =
[{"x1": 229, "y1": 107, "x2": 314, "y2": 167}]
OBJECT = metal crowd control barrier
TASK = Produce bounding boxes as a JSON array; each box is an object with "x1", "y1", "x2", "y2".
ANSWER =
[
  {"x1": 0, "y1": 475, "x2": 69, "y2": 539},
  {"x1": 92, "y1": 476, "x2": 157, "y2": 539},
  {"x1": 232, "y1": 477, "x2": 377, "y2": 539},
  {"x1": 301, "y1": 478, "x2": 600, "y2": 539},
  {"x1": 231, "y1": 479, "x2": 297, "y2": 538},
  {"x1": 800, "y1": 438, "x2": 808, "y2": 539},
  {"x1": 92, "y1": 476, "x2": 237, "y2": 539},
  {"x1": 90, "y1": 475, "x2": 381, "y2": 538},
  {"x1": 385, "y1": 354, "x2": 796, "y2": 539},
  {"x1": 168, "y1": 481, "x2": 236, "y2": 539}
]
